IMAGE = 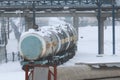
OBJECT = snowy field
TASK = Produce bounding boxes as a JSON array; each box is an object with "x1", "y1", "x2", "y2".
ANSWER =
[{"x1": 0, "y1": 26, "x2": 120, "y2": 80}]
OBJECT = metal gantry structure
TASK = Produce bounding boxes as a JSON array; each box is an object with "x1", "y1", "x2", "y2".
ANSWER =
[
  {"x1": 0, "y1": 0, "x2": 119, "y2": 63},
  {"x1": 0, "y1": 0, "x2": 119, "y2": 80},
  {"x1": 0, "y1": 0, "x2": 117, "y2": 11}
]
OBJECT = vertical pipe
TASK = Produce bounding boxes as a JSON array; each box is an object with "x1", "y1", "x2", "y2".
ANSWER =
[
  {"x1": 12, "y1": 52, "x2": 15, "y2": 62},
  {"x1": 97, "y1": 0, "x2": 102, "y2": 55},
  {"x1": 2, "y1": 17, "x2": 8, "y2": 62},
  {"x1": 7, "y1": 17, "x2": 9, "y2": 39},
  {"x1": 5, "y1": 47, "x2": 7, "y2": 63},
  {"x1": 112, "y1": 1, "x2": 115, "y2": 55},
  {"x1": 73, "y1": 15, "x2": 79, "y2": 38},
  {"x1": 32, "y1": 1, "x2": 36, "y2": 28}
]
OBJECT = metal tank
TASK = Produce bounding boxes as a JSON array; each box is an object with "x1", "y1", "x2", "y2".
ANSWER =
[{"x1": 19, "y1": 24, "x2": 77, "y2": 61}]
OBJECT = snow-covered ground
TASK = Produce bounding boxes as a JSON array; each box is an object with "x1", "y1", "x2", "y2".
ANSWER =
[
  {"x1": 63, "y1": 26, "x2": 120, "y2": 66},
  {"x1": 0, "y1": 26, "x2": 120, "y2": 80},
  {"x1": 6, "y1": 31, "x2": 18, "y2": 53},
  {"x1": 0, "y1": 62, "x2": 24, "y2": 80},
  {"x1": 0, "y1": 31, "x2": 24, "y2": 80}
]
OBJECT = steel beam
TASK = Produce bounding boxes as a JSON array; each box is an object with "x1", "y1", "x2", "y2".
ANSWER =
[{"x1": 0, "y1": 11, "x2": 117, "y2": 17}]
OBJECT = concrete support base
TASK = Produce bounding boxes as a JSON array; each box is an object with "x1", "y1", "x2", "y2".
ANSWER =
[{"x1": 57, "y1": 65, "x2": 120, "y2": 80}]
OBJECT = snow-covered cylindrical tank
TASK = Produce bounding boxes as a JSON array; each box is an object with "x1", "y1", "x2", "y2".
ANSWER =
[{"x1": 19, "y1": 24, "x2": 77, "y2": 60}]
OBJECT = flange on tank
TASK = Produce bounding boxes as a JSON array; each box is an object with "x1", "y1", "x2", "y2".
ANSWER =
[{"x1": 19, "y1": 24, "x2": 77, "y2": 61}]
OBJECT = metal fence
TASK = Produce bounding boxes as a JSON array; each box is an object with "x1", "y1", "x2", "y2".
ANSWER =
[{"x1": 6, "y1": 52, "x2": 21, "y2": 62}]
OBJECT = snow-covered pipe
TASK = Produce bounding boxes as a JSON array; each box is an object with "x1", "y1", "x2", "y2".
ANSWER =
[{"x1": 19, "y1": 24, "x2": 77, "y2": 60}]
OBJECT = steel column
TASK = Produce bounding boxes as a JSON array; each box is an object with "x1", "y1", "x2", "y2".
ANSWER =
[
  {"x1": 112, "y1": 1, "x2": 115, "y2": 55},
  {"x1": 1, "y1": 17, "x2": 8, "y2": 62},
  {"x1": 24, "y1": 10, "x2": 34, "y2": 31},
  {"x1": 73, "y1": 15, "x2": 79, "y2": 35},
  {"x1": 97, "y1": 0, "x2": 103, "y2": 55}
]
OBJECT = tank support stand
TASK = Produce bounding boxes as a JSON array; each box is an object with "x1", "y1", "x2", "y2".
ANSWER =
[{"x1": 25, "y1": 64, "x2": 57, "y2": 80}]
